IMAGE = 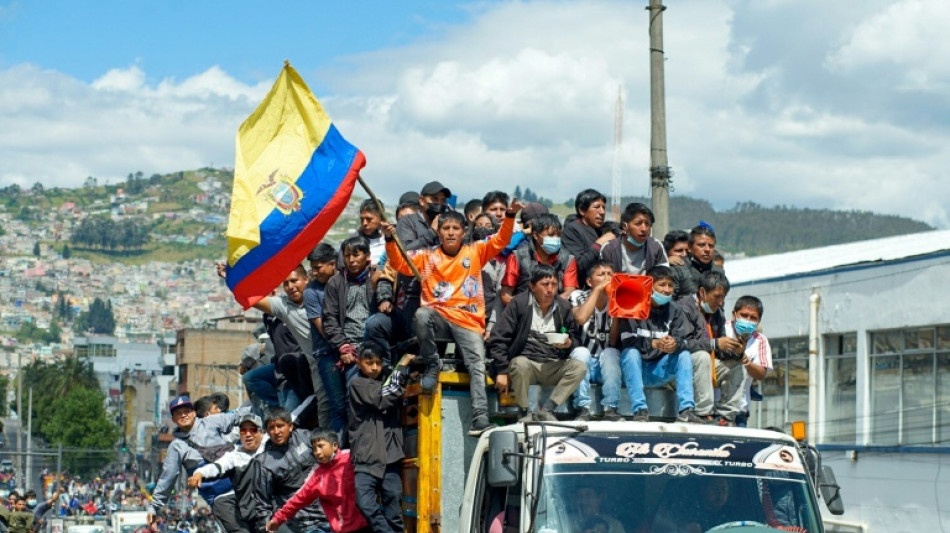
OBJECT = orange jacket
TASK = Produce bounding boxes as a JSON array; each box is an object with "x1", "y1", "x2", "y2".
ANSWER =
[{"x1": 386, "y1": 214, "x2": 514, "y2": 333}]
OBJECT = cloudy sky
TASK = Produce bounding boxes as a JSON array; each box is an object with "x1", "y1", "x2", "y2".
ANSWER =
[{"x1": 1, "y1": 0, "x2": 947, "y2": 227}]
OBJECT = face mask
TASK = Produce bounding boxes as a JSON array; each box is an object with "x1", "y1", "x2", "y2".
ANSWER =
[
  {"x1": 541, "y1": 236, "x2": 561, "y2": 254},
  {"x1": 472, "y1": 227, "x2": 494, "y2": 241},
  {"x1": 734, "y1": 318, "x2": 758, "y2": 336},
  {"x1": 701, "y1": 301, "x2": 714, "y2": 314},
  {"x1": 651, "y1": 291, "x2": 672, "y2": 306},
  {"x1": 626, "y1": 235, "x2": 645, "y2": 248},
  {"x1": 425, "y1": 203, "x2": 446, "y2": 220},
  {"x1": 26, "y1": 499, "x2": 37, "y2": 508}
]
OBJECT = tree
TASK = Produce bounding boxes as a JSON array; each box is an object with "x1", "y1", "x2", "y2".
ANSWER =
[
  {"x1": 62, "y1": 243, "x2": 71, "y2": 259},
  {"x1": 21, "y1": 357, "x2": 99, "y2": 437},
  {"x1": 33, "y1": 241, "x2": 40, "y2": 256},
  {"x1": 31, "y1": 182, "x2": 44, "y2": 194},
  {"x1": 74, "y1": 297, "x2": 116, "y2": 335},
  {"x1": 514, "y1": 186, "x2": 522, "y2": 199},
  {"x1": 0, "y1": 375, "x2": 8, "y2": 416},
  {"x1": 45, "y1": 387, "x2": 120, "y2": 476},
  {"x1": 84, "y1": 176, "x2": 98, "y2": 188}
]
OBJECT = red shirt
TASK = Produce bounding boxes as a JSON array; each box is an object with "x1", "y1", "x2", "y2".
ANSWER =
[{"x1": 271, "y1": 450, "x2": 367, "y2": 533}]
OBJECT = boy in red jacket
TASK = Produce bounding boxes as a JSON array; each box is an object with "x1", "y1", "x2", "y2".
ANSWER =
[{"x1": 265, "y1": 429, "x2": 368, "y2": 533}]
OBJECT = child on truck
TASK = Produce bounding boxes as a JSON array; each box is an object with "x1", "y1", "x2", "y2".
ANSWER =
[
  {"x1": 609, "y1": 265, "x2": 704, "y2": 423},
  {"x1": 265, "y1": 429, "x2": 367, "y2": 533},
  {"x1": 348, "y1": 343, "x2": 414, "y2": 533}
]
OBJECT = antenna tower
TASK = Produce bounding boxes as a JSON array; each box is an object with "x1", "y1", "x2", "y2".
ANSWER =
[{"x1": 611, "y1": 85, "x2": 623, "y2": 221}]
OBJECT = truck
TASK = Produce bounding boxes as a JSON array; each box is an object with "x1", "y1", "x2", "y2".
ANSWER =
[
  {"x1": 400, "y1": 363, "x2": 844, "y2": 533},
  {"x1": 112, "y1": 511, "x2": 149, "y2": 533}
]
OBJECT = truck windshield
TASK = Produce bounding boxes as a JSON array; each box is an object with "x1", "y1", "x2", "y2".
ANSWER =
[{"x1": 532, "y1": 433, "x2": 820, "y2": 533}]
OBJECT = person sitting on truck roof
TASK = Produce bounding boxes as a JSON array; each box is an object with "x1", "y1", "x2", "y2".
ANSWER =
[
  {"x1": 724, "y1": 296, "x2": 773, "y2": 428},
  {"x1": 678, "y1": 270, "x2": 745, "y2": 425},
  {"x1": 499, "y1": 213, "x2": 579, "y2": 306},
  {"x1": 569, "y1": 260, "x2": 623, "y2": 422},
  {"x1": 669, "y1": 224, "x2": 723, "y2": 301},
  {"x1": 265, "y1": 429, "x2": 367, "y2": 533},
  {"x1": 249, "y1": 408, "x2": 329, "y2": 533},
  {"x1": 610, "y1": 266, "x2": 705, "y2": 423},
  {"x1": 562, "y1": 189, "x2": 616, "y2": 284},
  {"x1": 381, "y1": 198, "x2": 525, "y2": 436},
  {"x1": 348, "y1": 344, "x2": 414, "y2": 533},
  {"x1": 186, "y1": 413, "x2": 267, "y2": 533},
  {"x1": 489, "y1": 263, "x2": 587, "y2": 422},
  {"x1": 599, "y1": 203, "x2": 668, "y2": 276}
]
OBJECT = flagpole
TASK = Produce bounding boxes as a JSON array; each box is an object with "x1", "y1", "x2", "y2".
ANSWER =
[{"x1": 356, "y1": 175, "x2": 422, "y2": 279}]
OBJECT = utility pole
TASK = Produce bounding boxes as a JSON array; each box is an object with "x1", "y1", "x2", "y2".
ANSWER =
[
  {"x1": 25, "y1": 387, "x2": 32, "y2": 491},
  {"x1": 611, "y1": 85, "x2": 624, "y2": 221},
  {"x1": 648, "y1": 0, "x2": 672, "y2": 240},
  {"x1": 16, "y1": 352, "x2": 23, "y2": 485}
]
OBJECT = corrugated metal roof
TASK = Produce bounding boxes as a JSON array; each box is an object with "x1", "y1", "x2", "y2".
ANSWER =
[{"x1": 724, "y1": 229, "x2": 950, "y2": 285}]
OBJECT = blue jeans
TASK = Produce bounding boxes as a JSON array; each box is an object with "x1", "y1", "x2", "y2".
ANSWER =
[
  {"x1": 243, "y1": 364, "x2": 279, "y2": 408},
  {"x1": 619, "y1": 348, "x2": 695, "y2": 412},
  {"x1": 316, "y1": 351, "x2": 354, "y2": 436},
  {"x1": 571, "y1": 347, "x2": 622, "y2": 409}
]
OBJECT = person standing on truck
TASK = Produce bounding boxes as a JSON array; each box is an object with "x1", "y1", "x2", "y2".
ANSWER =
[
  {"x1": 348, "y1": 345, "x2": 413, "y2": 533},
  {"x1": 489, "y1": 263, "x2": 587, "y2": 422},
  {"x1": 304, "y1": 243, "x2": 348, "y2": 437},
  {"x1": 724, "y1": 296, "x2": 773, "y2": 427},
  {"x1": 569, "y1": 260, "x2": 623, "y2": 421},
  {"x1": 610, "y1": 266, "x2": 705, "y2": 423},
  {"x1": 678, "y1": 270, "x2": 745, "y2": 425},
  {"x1": 148, "y1": 396, "x2": 249, "y2": 533},
  {"x1": 186, "y1": 414, "x2": 267, "y2": 533},
  {"x1": 249, "y1": 408, "x2": 329, "y2": 533},
  {"x1": 265, "y1": 429, "x2": 367, "y2": 533},
  {"x1": 381, "y1": 198, "x2": 525, "y2": 436}
]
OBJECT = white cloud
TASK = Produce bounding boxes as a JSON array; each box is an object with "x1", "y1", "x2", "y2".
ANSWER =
[
  {"x1": 1, "y1": 0, "x2": 948, "y2": 228},
  {"x1": 826, "y1": 0, "x2": 950, "y2": 91}
]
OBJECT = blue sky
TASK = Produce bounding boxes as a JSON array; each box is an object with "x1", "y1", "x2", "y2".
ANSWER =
[
  {"x1": 0, "y1": 1, "x2": 472, "y2": 87},
  {"x1": 2, "y1": 0, "x2": 949, "y2": 228}
]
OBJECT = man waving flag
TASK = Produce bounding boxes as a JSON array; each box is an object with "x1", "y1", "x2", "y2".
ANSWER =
[{"x1": 225, "y1": 62, "x2": 365, "y2": 308}]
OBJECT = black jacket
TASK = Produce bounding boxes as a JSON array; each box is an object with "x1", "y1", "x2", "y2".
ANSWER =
[
  {"x1": 561, "y1": 219, "x2": 602, "y2": 282},
  {"x1": 600, "y1": 236, "x2": 668, "y2": 275},
  {"x1": 487, "y1": 291, "x2": 579, "y2": 376},
  {"x1": 322, "y1": 269, "x2": 393, "y2": 349},
  {"x1": 672, "y1": 256, "x2": 724, "y2": 301},
  {"x1": 615, "y1": 302, "x2": 688, "y2": 361},
  {"x1": 347, "y1": 368, "x2": 408, "y2": 478},
  {"x1": 676, "y1": 296, "x2": 727, "y2": 354},
  {"x1": 250, "y1": 428, "x2": 328, "y2": 533}
]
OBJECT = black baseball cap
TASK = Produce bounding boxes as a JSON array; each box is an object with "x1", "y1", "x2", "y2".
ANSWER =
[
  {"x1": 420, "y1": 181, "x2": 451, "y2": 198},
  {"x1": 520, "y1": 203, "x2": 549, "y2": 225}
]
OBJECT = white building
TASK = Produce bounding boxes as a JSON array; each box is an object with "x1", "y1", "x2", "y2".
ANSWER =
[{"x1": 725, "y1": 229, "x2": 950, "y2": 532}]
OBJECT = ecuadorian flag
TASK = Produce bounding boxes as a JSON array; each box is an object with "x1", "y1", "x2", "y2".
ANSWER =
[{"x1": 225, "y1": 62, "x2": 365, "y2": 308}]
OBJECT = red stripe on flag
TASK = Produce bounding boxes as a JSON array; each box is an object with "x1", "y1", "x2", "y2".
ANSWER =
[{"x1": 232, "y1": 151, "x2": 365, "y2": 309}]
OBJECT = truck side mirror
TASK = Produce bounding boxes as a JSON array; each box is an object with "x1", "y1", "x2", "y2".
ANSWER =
[
  {"x1": 488, "y1": 430, "x2": 520, "y2": 487},
  {"x1": 819, "y1": 465, "x2": 845, "y2": 515}
]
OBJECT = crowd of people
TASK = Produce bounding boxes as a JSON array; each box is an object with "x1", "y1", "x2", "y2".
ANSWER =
[{"x1": 154, "y1": 182, "x2": 775, "y2": 533}]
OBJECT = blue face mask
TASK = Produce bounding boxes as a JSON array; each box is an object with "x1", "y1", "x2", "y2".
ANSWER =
[
  {"x1": 626, "y1": 235, "x2": 645, "y2": 248},
  {"x1": 735, "y1": 318, "x2": 758, "y2": 336},
  {"x1": 701, "y1": 301, "x2": 714, "y2": 314},
  {"x1": 651, "y1": 291, "x2": 672, "y2": 306},
  {"x1": 541, "y1": 236, "x2": 561, "y2": 254}
]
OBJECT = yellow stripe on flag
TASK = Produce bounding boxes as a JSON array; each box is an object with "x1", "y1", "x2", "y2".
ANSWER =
[{"x1": 226, "y1": 62, "x2": 333, "y2": 266}]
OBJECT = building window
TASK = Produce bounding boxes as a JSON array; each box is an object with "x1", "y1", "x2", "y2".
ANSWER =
[
  {"x1": 757, "y1": 336, "x2": 808, "y2": 431},
  {"x1": 870, "y1": 325, "x2": 949, "y2": 445},
  {"x1": 824, "y1": 333, "x2": 857, "y2": 444}
]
